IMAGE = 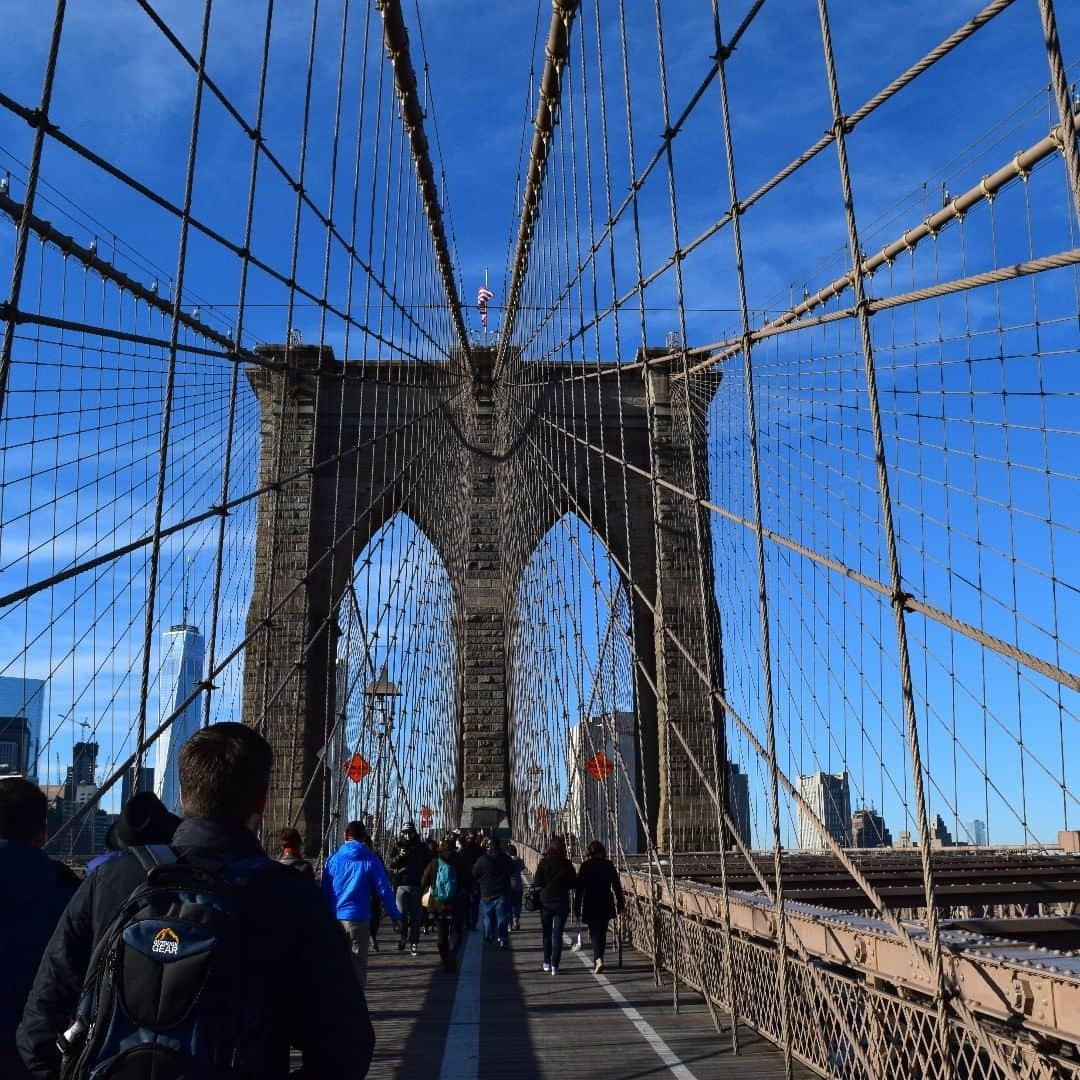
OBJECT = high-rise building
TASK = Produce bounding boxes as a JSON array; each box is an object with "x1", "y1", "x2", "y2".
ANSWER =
[
  {"x1": 47, "y1": 739, "x2": 106, "y2": 860},
  {"x1": 120, "y1": 765, "x2": 156, "y2": 807},
  {"x1": 852, "y1": 806, "x2": 892, "y2": 848},
  {"x1": 931, "y1": 813, "x2": 953, "y2": 848},
  {"x1": 970, "y1": 819, "x2": 987, "y2": 846},
  {"x1": 0, "y1": 676, "x2": 45, "y2": 780},
  {"x1": 726, "y1": 762, "x2": 751, "y2": 849},
  {"x1": 0, "y1": 716, "x2": 31, "y2": 776},
  {"x1": 67, "y1": 740, "x2": 98, "y2": 790},
  {"x1": 567, "y1": 711, "x2": 639, "y2": 855},
  {"x1": 797, "y1": 771, "x2": 852, "y2": 849},
  {"x1": 154, "y1": 623, "x2": 206, "y2": 813}
]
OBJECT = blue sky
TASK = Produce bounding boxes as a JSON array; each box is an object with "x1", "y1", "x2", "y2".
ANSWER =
[{"x1": 1, "y1": 1, "x2": 1077, "y2": 848}]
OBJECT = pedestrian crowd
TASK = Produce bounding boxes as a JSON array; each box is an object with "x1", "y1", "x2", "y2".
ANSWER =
[{"x1": 2, "y1": 721, "x2": 627, "y2": 1078}]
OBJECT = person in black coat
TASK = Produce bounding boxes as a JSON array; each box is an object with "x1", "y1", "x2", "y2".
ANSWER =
[
  {"x1": 471, "y1": 837, "x2": 515, "y2": 946},
  {"x1": 573, "y1": 840, "x2": 625, "y2": 973},
  {"x1": 532, "y1": 836, "x2": 577, "y2": 974},
  {"x1": 276, "y1": 826, "x2": 315, "y2": 881},
  {"x1": 0, "y1": 777, "x2": 79, "y2": 1080},
  {"x1": 389, "y1": 823, "x2": 430, "y2": 954}
]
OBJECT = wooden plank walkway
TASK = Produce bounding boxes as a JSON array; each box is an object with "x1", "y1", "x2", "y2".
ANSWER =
[{"x1": 360, "y1": 908, "x2": 812, "y2": 1079}]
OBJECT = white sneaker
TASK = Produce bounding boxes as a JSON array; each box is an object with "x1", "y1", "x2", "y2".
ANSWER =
[
  {"x1": 541, "y1": 962, "x2": 551, "y2": 973},
  {"x1": 550, "y1": 966, "x2": 558, "y2": 976},
  {"x1": 594, "y1": 959, "x2": 604, "y2": 973}
]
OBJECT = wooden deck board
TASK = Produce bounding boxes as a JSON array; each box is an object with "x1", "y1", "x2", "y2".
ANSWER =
[{"x1": 358, "y1": 909, "x2": 812, "y2": 1078}]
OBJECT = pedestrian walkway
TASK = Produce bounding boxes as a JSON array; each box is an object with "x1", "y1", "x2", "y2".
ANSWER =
[{"x1": 360, "y1": 908, "x2": 808, "y2": 1078}]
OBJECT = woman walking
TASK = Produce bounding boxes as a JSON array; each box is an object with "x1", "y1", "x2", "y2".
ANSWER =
[
  {"x1": 574, "y1": 840, "x2": 625, "y2": 973},
  {"x1": 506, "y1": 842, "x2": 526, "y2": 931},
  {"x1": 533, "y1": 837, "x2": 577, "y2": 975},
  {"x1": 422, "y1": 837, "x2": 461, "y2": 973}
]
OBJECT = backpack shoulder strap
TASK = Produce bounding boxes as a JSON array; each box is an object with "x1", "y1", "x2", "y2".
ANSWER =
[
  {"x1": 226, "y1": 854, "x2": 275, "y2": 881},
  {"x1": 129, "y1": 844, "x2": 179, "y2": 873}
]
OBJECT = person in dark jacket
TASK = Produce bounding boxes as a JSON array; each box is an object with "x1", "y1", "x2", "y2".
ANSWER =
[
  {"x1": 421, "y1": 837, "x2": 461, "y2": 972},
  {"x1": 574, "y1": 840, "x2": 625, "y2": 973},
  {"x1": 459, "y1": 832, "x2": 482, "y2": 929},
  {"x1": 388, "y1": 822, "x2": 429, "y2": 955},
  {"x1": 471, "y1": 836, "x2": 515, "y2": 947},
  {"x1": 0, "y1": 777, "x2": 79, "y2": 1080},
  {"x1": 533, "y1": 836, "x2": 577, "y2": 974},
  {"x1": 454, "y1": 835, "x2": 474, "y2": 939},
  {"x1": 506, "y1": 842, "x2": 525, "y2": 931},
  {"x1": 85, "y1": 790, "x2": 180, "y2": 875},
  {"x1": 277, "y1": 826, "x2": 314, "y2": 880},
  {"x1": 18, "y1": 723, "x2": 373, "y2": 1079}
]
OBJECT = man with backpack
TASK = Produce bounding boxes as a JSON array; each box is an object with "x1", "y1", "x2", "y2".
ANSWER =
[
  {"x1": 420, "y1": 837, "x2": 460, "y2": 973},
  {"x1": 17, "y1": 722, "x2": 373, "y2": 1078}
]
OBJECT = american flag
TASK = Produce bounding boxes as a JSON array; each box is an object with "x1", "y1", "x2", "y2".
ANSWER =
[{"x1": 477, "y1": 284, "x2": 494, "y2": 328}]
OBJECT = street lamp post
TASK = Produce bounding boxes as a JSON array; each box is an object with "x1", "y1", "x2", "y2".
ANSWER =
[{"x1": 364, "y1": 666, "x2": 399, "y2": 849}]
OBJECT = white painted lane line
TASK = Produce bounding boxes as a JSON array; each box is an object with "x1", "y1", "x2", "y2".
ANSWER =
[
  {"x1": 564, "y1": 933, "x2": 697, "y2": 1080},
  {"x1": 438, "y1": 927, "x2": 483, "y2": 1080}
]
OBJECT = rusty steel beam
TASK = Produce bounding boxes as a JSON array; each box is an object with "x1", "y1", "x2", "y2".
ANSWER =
[
  {"x1": 496, "y1": 0, "x2": 580, "y2": 379},
  {"x1": 626, "y1": 849, "x2": 1080, "y2": 911},
  {"x1": 621, "y1": 869, "x2": 1080, "y2": 1052},
  {"x1": 376, "y1": 0, "x2": 470, "y2": 365}
]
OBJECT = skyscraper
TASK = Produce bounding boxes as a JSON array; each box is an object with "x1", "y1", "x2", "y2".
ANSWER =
[
  {"x1": 931, "y1": 813, "x2": 953, "y2": 848},
  {"x1": 154, "y1": 623, "x2": 205, "y2": 813},
  {"x1": 797, "y1": 771, "x2": 852, "y2": 849},
  {"x1": 68, "y1": 740, "x2": 98, "y2": 789},
  {"x1": 120, "y1": 764, "x2": 156, "y2": 807},
  {"x1": 970, "y1": 819, "x2": 987, "y2": 846},
  {"x1": 0, "y1": 676, "x2": 45, "y2": 780},
  {"x1": 851, "y1": 806, "x2": 892, "y2": 848},
  {"x1": 567, "y1": 711, "x2": 639, "y2": 855},
  {"x1": 726, "y1": 762, "x2": 751, "y2": 849}
]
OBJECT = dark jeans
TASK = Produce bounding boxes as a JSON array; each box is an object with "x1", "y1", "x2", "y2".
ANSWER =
[
  {"x1": 397, "y1": 885, "x2": 422, "y2": 946},
  {"x1": 540, "y1": 906, "x2": 568, "y2": 967},
  {"x1": 436, "y1": 910, "x2": 459, "y2": 969},
  {"x1": 509, "y1": 884, "x2": 523, "y2": 923},
  {"x1": 480, "y1": 894, "x2": 510, "y2": 942},
  {"x1": 588, "y1": 918, "x2": 610, "y2": 962},
  {"x1": 468, "y1": 886, "x2": 480, "y2": 930}
]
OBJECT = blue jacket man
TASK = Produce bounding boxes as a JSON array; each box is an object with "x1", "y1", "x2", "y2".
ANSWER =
[
  {"x1": 323, "y1": 821, "x2": 401, "y2": 987},
  {"x1": 0, "y1": 778, "x2": 79, "y2": 1080}
]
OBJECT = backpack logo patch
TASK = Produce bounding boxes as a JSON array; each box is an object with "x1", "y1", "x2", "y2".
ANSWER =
[{"x1": 151, "y1": 927, "x2": 180, "y2": 957}]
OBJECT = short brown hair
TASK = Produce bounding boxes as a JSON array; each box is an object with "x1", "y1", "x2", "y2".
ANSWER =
[
  {"x1": 0, "y1": 776, "x2": 47, "y2": 843},
  {"x1": 345, "y1": 820, "x2": 371, "y2": 844},
  {"x1": 543, "y1": 837, "x2": 567, "y2": 860},
  {"x1": 280, "y1": 827, "x2": 302, "y2": 849},
  {"x1": 178, "y1": 723, "x2": 272, "y2": 825}
]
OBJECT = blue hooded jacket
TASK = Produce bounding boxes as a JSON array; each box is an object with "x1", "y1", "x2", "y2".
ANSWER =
[
  {"x1": 322, "y1": 840, "x2": 401, "y2": 922},
  {"x1": 0, "y1": 839, "x2": 78, "y2": 1079}
]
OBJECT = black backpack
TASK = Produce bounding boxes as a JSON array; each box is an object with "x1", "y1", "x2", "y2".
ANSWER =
[{"x1": 59, "y1": 844, "x2": 274, "y2": 1079}]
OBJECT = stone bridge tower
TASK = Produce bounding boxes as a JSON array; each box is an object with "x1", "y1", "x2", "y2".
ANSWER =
[{"x1": 242, "y1": 344, "x2": 727, "y2": 853}]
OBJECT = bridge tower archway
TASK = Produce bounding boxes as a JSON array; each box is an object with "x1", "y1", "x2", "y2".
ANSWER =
[{"x1": 242, "y1": 343, "x2": 729, "y2": 851}]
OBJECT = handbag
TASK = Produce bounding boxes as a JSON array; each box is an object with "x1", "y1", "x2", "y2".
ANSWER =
[{"x1": 523, "y1": 884, "x2": 541, "y2": 912}]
